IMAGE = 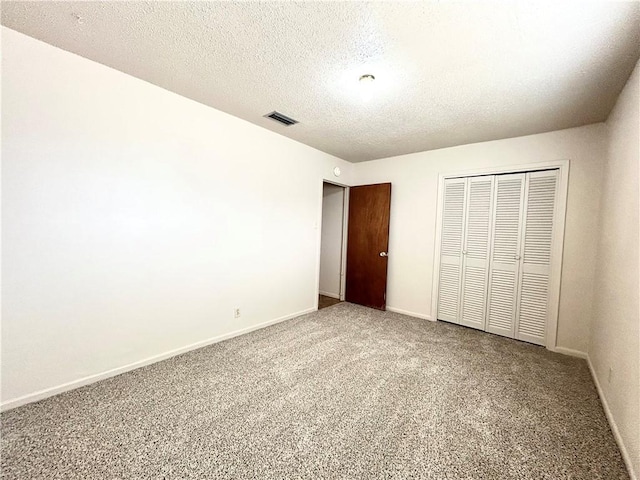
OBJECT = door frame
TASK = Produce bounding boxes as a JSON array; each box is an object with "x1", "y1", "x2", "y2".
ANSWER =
[
  {"x1": 315, "y1": 180, "x2": 350, "y2": 309},
  {"x1": 430, "y1": 160, "x2": 570, "y2": 352}
]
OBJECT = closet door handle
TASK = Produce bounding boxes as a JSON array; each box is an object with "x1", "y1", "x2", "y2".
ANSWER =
[
  {"x1": 462, "y1": 250, "x2": 468, "y2": 255},
  {"x1": 515, "y1": 255, "x2": 521, "y2": 260}
]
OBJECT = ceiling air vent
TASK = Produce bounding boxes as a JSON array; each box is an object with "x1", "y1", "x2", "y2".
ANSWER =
[{"x1": 264, "y1": 111, "x2": 298, "y2": 126}]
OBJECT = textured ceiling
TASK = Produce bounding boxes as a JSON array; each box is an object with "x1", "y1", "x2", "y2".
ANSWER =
[{"x1": 2, "y1": 1, "x2": 639, "y2": 162}]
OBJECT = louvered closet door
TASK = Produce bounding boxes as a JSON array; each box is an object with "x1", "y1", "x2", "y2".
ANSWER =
[
  {"x1": 437, "y1": 178, "x2": 466, "y2": 323},
  {"x1": 514, "y1": 170, "x2": 558, "y2": 345},
  {"x1": 485, "y1": 174, "x2": 525, "y2": 338},
  {"x1": 459, "y1": 176, "x2": 494, "y2": 330}
]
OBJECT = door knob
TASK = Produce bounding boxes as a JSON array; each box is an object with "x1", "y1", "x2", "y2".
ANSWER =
[
  {"x1": 515, "y1": 255, "x2": 521, "y2": 260},
  {"x1": 379, "y1": 252, "x2": 388, "y2": 257}
]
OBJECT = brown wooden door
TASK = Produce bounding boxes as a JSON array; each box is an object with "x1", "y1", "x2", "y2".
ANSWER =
[{"x1": 345, "y1": 183, "x2": 391, "y2": 310}]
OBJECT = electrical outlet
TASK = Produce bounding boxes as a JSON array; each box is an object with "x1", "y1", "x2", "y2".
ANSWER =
[
  {"x1": 234, "y1": 308, "x2": 241, "y2": 319},
  {"x1": 608, "y1": 367, "x2": 613, "y2": 384}
]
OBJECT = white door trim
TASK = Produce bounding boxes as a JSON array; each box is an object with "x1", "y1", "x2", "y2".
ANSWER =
[
  {"x1": 431, "y1": 160, "x2": 570, "y2": 352},
  {"x1": 339, "y1": 186, "x2": 350, "y2": 301}
]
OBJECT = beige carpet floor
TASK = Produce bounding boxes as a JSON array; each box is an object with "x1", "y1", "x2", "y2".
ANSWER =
[{"x1": 0, "y1": 303, "x2": 628, "y2": 479}]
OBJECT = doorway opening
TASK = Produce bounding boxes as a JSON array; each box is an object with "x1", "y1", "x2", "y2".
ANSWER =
[{"x1": 318, "y1": 182, "x2": 348, "y2": 310}]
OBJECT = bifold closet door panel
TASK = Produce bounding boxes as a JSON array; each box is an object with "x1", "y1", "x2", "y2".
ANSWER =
[
  {"x1": 485, "y1": 173, "x2": 525, "y2": 338},
  {"x1": 459, "y1": 176, "x2": 494, "y2": 330},
  {"x1": 438, "y1": 178, "x2": 466, "y2": 323},
  {"x1": 515, "y1": 170, "x2": 558, "y2": 345}
]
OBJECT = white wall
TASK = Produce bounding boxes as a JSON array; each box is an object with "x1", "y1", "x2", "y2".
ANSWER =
[
  {"x1": 0, "y1": 28, "x2": 354, "y2": 407},
  {"x1": 590, "y1": 60, "x2": 639, "y2": 478},
  {"x1": 319, "y1": 184, "x2": 344, "y2": 298},
  {"x1": 354, "y1": 124, "x2": 606, "y2": 354}
]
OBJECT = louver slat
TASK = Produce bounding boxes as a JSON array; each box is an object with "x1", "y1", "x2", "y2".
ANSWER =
[
  {"x1": 441, "y1": 181, "x2": 465, "y2": 257},
  {"x1": 438, "y1": 179, "x2": 466, "y2": 323},
  {"x1": 485, "y1": 174, "x2": 524, "y2": 338},
  {"x1": 487, "y1": 270, "x2": 517, "y2": 332},
  {"x1": 523, "y1": 176, "x2": 557, "y2": 266},
  {"x1": 465, "y1": 179, "x2": 492, "y2": 260},
  {"x1": 438, "y1": 263, "x2": 461, "y2": 320},
  {"x1": 461, "y1": 266, "x2": 489, "y2": 329},
  {"x1": 460, "y1": 177, "x2": 493, "y2": 330},
  {"x1": 517, "y1": 272, "x2": 549, "y2": 340},
  {"x1": 515, "y1": 171, "x2": 557, "y2": 345},
  {"x1": 491, "y1": 179, "x2": 522, "y2": 265}
]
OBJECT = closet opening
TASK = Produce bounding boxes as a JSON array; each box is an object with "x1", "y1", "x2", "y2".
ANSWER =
[
  {"x1": 431, "y1": 162, "x2": 569, "y2": 351},
  {"x1": 318, "y1": 182, "x2": 348, "y2": 310}
]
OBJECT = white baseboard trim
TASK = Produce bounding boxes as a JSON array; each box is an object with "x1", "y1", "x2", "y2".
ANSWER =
[
  {"x1": 319, "y1": 291, "x2": 340, "y2": 299},
  {"x1": 553, "y1": 346, "x2": 588, "y2": 359},
  {"x1": 386, "y1": 306, "x2": 434, "y2": 321},
  {"x1": 1, "y1": 307, "x2": 315, "y2": 412},
  {"x1": 587, "y1": 356, "x2": 637, "y2": 480}
]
